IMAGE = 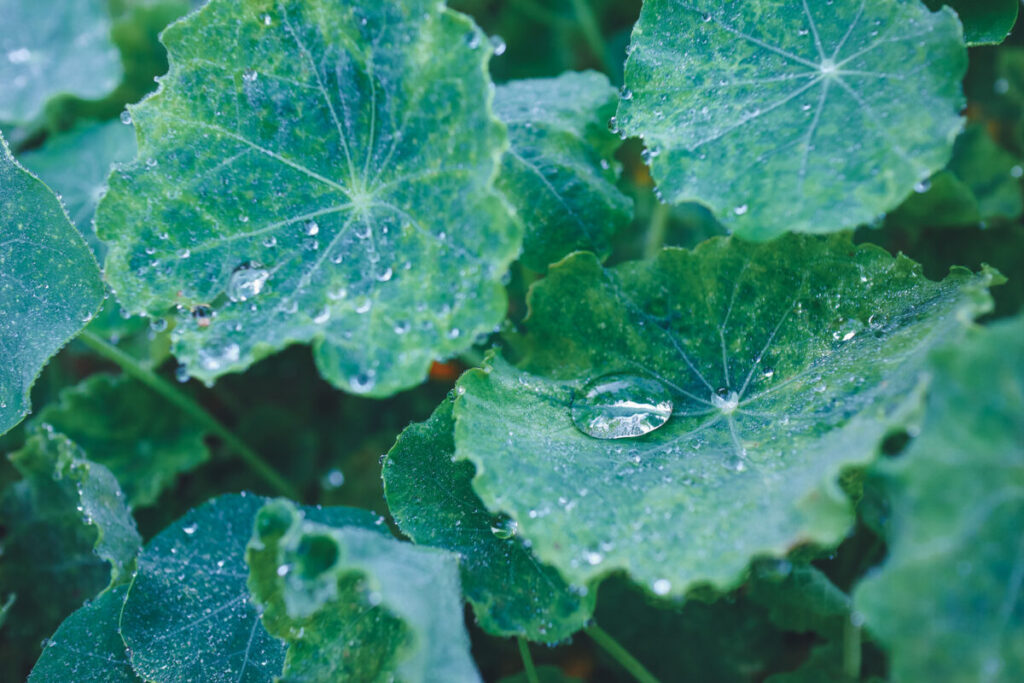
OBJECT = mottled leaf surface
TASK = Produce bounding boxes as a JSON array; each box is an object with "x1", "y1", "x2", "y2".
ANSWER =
[
  {"x1": 19, "y1": 121, "x2": 137, "y2": 256},
  {"x1": 494, "y1": 71, "x2": 631, "y2": 271},
  {"x1": 616, "y1": 0, "x2": 967, "y2": 238},
  {"x1": 0, "y1": 134, "x2": 105, "y2": 435},
  {"x1": 854, "y1": 315, "x2": 1024, "y2": 682},
  {"x1": 121, "y1": 493, "x2": 385, "y2": 682},
  {"x1": 0, "y1": 427, "x2": 139, "y2": 678},
  {"x1": 454, "y1": 235, "x2": 996, "y2": 597},
  {"x1": 383, "y1": 399, "x2": 593, "y2": 642},
  {"x1": 0, "y1": 0, "x2": 122, "y2": 123},
  {"x1": 926, "y1": 0, "x2": 1019, "y2": 46},
  {"x1": 748, "y1": 561, "x2": 851, "y2": 640},
  {"x1": 247, "y1": 499, "x2": 481, "y2": 682},
  {"x1": 33, "y1": 373, "x2": 210, "y2": 508},
  {"x1": 96, "y1": 0, "x2": 520, "y2": 396},
  {"x1": 29, "y1": 585, "x2": 142, "y2": 683}
]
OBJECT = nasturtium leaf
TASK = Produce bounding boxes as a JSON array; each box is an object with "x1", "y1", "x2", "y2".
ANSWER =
[
  {"x1": 96, "y1": 0, "x2": 520, "y2": 396},
  {"x1": 0, "y1": 0, "x2": 122, "y2": 124},
  {"x1": 0, "y1": 427, "x2": 140, "y2": 677},
  {"x1": 764, "y1": 642, "x2": 862, "y2": 683},
  {"x1": 854, "y1": 315, "x2": 1024, "y2": 682},
  {"x1": 453, "y1": 235, "x2": 997, "y2": 598},
  {"x1": 886, "y1": 124, "x2": 1023, "y2": 230},
  {"x1": 925, "y1": 0, "x2": 1019, "y2": 46},
  {"x1": 616, "y1": 0, "x2": 967, "y2": 238},
  {"x1": 120, "y1": 493, "x2": 385, "y2": 682},
  {"x1": 0, "y1": 134, "x2": 105, "y2": 436},
  {"x1": 748, "y1": 561, "x2": 851, "y2": 641},
  {"x1": 29, "y1": 585, "x2": 142, "y2": 683},
  {"x1": 247, "y1": 499, "x2": 481, "y2": 682},
  {"x1": 19, "y1": 121, "x2": 137, "y2": 256},
  {"x1": 494, "y1": 71, "x2": 631, "y2": 271},
  {"x1": 383, "y1": 399, "x2": 594, "y2": 642},
  {"x1": 32, "y1": 373, "x2": 210, "y2": 508}
]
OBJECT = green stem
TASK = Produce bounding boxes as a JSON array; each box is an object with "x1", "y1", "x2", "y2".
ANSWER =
[
  {"x1": 644, "y1": 201, "x2": 672, "y2": 259},
  {"x1": 78, "y1": 330, "x2": 300, "y2": 500},
  {"x1": 517, "y1": 637, "x2": 540, "y2": 683},
  {"x1": 586, "y1": 624, "x2": 661, "y2": 683},
  {"x1": 843, "y1": 618, "x2": 862, "y2": 679},
  {"x1": 569, "y1": 0, "x2": 617, "y2": 76},
  {"x1": 513, "y1": 0, "x2": 573, "y2": 29}
]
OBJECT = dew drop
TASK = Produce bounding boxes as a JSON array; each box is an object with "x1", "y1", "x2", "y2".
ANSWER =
[
  {"x1": 652, "y1": 578, "x2": 672, "y2": 596},
  {"x1": 304, "y1": 220, "x2": 319, "y2": 236},
  {"x1": 711, "y1": 388, "x2": 739, "y2": 415},
  {"x1": 1011, "y1": 165, "x2": 1023, "y2": 179},
  {"x1": 321, "y1": 468, "x2": 345, "y2": 489},
  {"x1": 571, "y1": 373, "x2": 673, "y2": 440},
  {"x1": 182, "y1": 522, "x2": 198, "y2": 536},
  {"x1": 913, "y1": 178, "x2": 931, "y2": 193},
  {"x1": 242, "y1": 68, "x2": 258, "y2": 83},
  {"x1": 488, "y1": 34, "x2": 506, "y2": 56},
  {"x1": 120, "y1": 110, "x2": 133, "y2": 125},
  {"x1": 227, "y1": 262, "x2": 269, "y2": 302},
  {"x1": 263, "y1": 235, "x2": 277, "y2": 248},
  {"x1": 350, "y1": 371, "x2": 376, "y2": 393},
  {"x1": 175, "y1": 365, "x2": 190, "y2": 383},
  {"x1": 733, "y1": 204, "x2": 749, "y2": 216},
  {"x1": 490, "y1": 515, "x2": 518, "y2": 540}
]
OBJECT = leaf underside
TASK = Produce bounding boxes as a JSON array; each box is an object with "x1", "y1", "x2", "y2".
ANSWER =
[
  {"x1": 454, "y1": 234, "x2": 996, "y2": 598},
  {"x1": 617, "y1": 0, "x2": 968, "y2": 238},
  {"x1": 96, "y1": 0, "x2": 520, "y2": 396}
]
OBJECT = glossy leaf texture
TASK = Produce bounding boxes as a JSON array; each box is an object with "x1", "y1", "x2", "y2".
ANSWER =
[
  {"x1": 19, "y1": 120, "x2": 137, "y2": 256},
  {"x1": 453, "y1": 235, "x2": 997, "y2": 598},
  {"x1": 119, "y1": 493, "x2": 386, "y2": 682},
  {"x1": 28, "y1": 585, "x2": 142, "y2": 683},
  {"x1": 96, "y1": 0, "x2": 521, "y2": 396},
  {"x1": 382, "y1": 399, "x2": 594, "y2": 642},
  {"x1": 0, "y1": 427, "x2": 139, "y2": 677},
  {"x1": 0, "y1": 134, "x2": 105, "y2": 436},
  {"x1": 494, "y1": 71, "x2": 632, "y2": 271},
  {"x1": 885, "y1": 123, "x2": 1023, "y2": 231},
  {"x1": 248, "y1": 499, "x2": 481, "y2": 682},
  {"x1": 925, "y1": 0, "x2": 1019, "y2": 46},
  {"x1": 616, "y1": 0, "x2": 967, "y2": 238},
  {"x1": 0, "y1": 0, "x2": 122, "y2": 124},
  {"x1": 32, "y1": 373, "x2": 210, "y2": 508},
  {"x1": 854, "y1": 315, "x2": 1024, "y2": 682}
]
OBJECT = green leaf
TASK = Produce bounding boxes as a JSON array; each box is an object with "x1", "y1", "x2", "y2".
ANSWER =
[
  {"x1": 748, "y1": 561, "x2": 851, "y2": 641},
  {"x1": 18, "y1": 121, "x2": 137, "y2": 257},
  {"x1": 247, "y1": 499, "x2": 481, "y2": 682},
  {"x1": 120, "y1": 493, "x2": 385, "y2": 682},
  {"x1": 453, "y1": 235, "x2": 996, "y2": 598},
  {"x1": 494, "y1": 71, "x2": 631, "y2": 271},
  {"x1": 382, "y1": 399, "x2": 594, "y2": 642},
  {"x1": 96, "y1": 0, "x2": 520, "y2": 396},
  {"x1": 854, "y1": 315, "x2": 1024, "y2": 682},
  {"x1": 0, "y1": 134, "x2": 105, "y2": 436},
  {"x1": 764, "y1": 642, "x2": 860, "y2": 683},
  {"x1": 32, "y1": 373, "x2": 210, "y2": 508},
  {"x1": 616, "y1": 0, "x2": 967, "y2": 238},
  {"x1": 29, "y1": 585, "x2": 142, "y2": 683},
  {"x1": 0, "y1": 427, "x2": 139, "y2": 678},
  {"x1": 885, "y1": 124, "x2": 1023, "y2": 230},
  {"x1": 0, "y1": 0, "x2": 122, "y2": 124},
  {"x1": 925, "y1": 0, "x2": 1019, "y2": 46}
]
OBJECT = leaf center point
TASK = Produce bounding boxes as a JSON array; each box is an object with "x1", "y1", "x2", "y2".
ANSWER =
[{"x1": 711, "y1": 389, "x2": 740, "y2": 415}]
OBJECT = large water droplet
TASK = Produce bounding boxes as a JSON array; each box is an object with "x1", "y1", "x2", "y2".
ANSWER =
[
  {"x1": 571, "y1": 373, "x2": 673, "y2": 439},
  {"x1": 227, "y1": 262, "x2": 269, "y2": 302},
  {"x1": 490, "y1": 515, "x2": 518, "y2": 540}
]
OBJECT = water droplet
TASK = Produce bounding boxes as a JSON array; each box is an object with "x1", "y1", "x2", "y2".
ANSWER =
[
  {"x1": 733, "y1": 204, "x2": 749, "y2": 216},
  {"x1": 321, "y1": 468, "x2": 345, "y2": 489},
  {"x1": 913, "y1": 178, "x2": 931, "y2": 193},
  {"x1": 276, "y1": 563, "x2": 291, "y2": 577},
  {"x1": 393, "y1": 320, "x2": 410, "y2": 334},
  {"x1": 183, "y1": 522, "x2": 198, "y2": 535},
  {"x1": 711, "y1": 388, "x2": 739, "y2": 415},
  {"x1": 192, "y1": 305, "x2": 213, "y2": 327},
  {"x1": 227, "y1": 262, "x2": 269, "y2": 302},
  {"x1": 571, "y1": 373, "x2": 673, "y2": 440},
  {"x1": 149, "y1": 317, "x2": 168, "y2": 332},
  {"x1": 995, "y1": 77, "x2": 1010, "y2": 94},
  {"x1": 313, "y1": 307, "x2": 330, "y2": 324},
  {"x1": 376, "y1": 267, "x2": 393, "y2": 282},
  {"x1": 304, "y1": 220, "x2": 319, "y2": 236},
  {"x1": 488, "y1": 34, "x2": 506, "y2": 56},
  {"x1": 7, "y1": 48, "x2": 31, "y2": 64},
  {"x1": 262, "y1": 235, "x2": 277, "y2": 248},
  {"x1": 490, "y1": 515, "x2": 518, "y2": 540},
  {"x1": 120, "y1": 110, "x2": 133, "y2": 125},
  {"x1": 302, "y1": 237, "x2": 319, "y2": 251},
  {"x1": 350, "y1": 371, "x2": 376, "y2": 393},
  {"x1": 242, "y1": 68, "x2": 258, "y2": 83},
  {"x1": 1011, "y1": 165, "x2": 1023, "y2": 179},
  {"x1": 175, "y1": 365, "x2": 190, "y2": 383},
  {"x1": 652, "y1": 578, "x2": 672, "y2": 595},
  {"x1": 260, "y1": 12, "x2": 273, "y2": 26},
  {"x1": 355, "y1": 298, "x2": 372, "y2": 314},
  {"x1": 465, "y1": 31, "x2": 481, "y2": 49}
]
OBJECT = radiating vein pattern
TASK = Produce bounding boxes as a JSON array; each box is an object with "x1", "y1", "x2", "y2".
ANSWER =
[
  {"x1": 453, "y1": 235, "x2": 996, "y2": 598},
  {"x1": 96, "y1": 0, "x2": 519, "y2": 396},
  {"x1": 617, "y1": 0, "x2": 967, "y2": 238}
]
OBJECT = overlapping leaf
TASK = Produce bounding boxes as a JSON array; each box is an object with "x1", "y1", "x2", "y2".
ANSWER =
[
  {"x1": 19, "y1": 121, "x2": 137, "y2": 256},
  {"x1": 32, "y1": 373, "x2": 210, "y2": 508},
  {"x1": 0, "y1": 0, "x2": 122, "y2": 124},
  {"x1": 96, "y1": 0, "x2": 520, "y2": 396},
  {"x1": 453, "y1": 235, "x2": 996, "y2": 598},
  {"x1": 616, "y1": 0, "x2": 967, "y2": 238},
  {"x1": 0, "y1": 134, "x2": 105, "y2": 435},
  {"x1": 0, "y1": 427, "x2": 139, "y2": 680},
  {"x1": 120, "y1": 493, "x2": 386, "y2": 682},
  {"x1": 248, "y1": 499, "x2": 481, "y2": 682},
  {"x1": 494, "y1": 71, "x2": 631, "y2": 271},
  {"x1": 854, "y1": 315, "x2": 1024, "y2": 682},
  {"x1": 925, "y1": 0, "x2": 1019, "y2": 46},
  {"x1": 383, "y1": 399, "x2": 594, "y2": 642}
]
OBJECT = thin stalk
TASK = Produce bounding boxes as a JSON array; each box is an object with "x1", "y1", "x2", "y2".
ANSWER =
[
  {"x1": 517, "y1": 637, "x2": 540, "y2": 683},
  {"x1": 644, "y1": 201, "x2": 672, "y2": 259},
  {"x1": 512, "y1": 0, "x2": 573, "y2": 29},
  {"x1": 569, "y1": 0, "x2": 617, "y2": 76},
  {"x1": 843, "y1": 618, "x2": 862, "y2": 679},
  {"x1": 586, "y1": 624, "x2": 661, "y2": 683},
  {"x1": 78, "y1": 330, "x2": 300, "y2": 500}
]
